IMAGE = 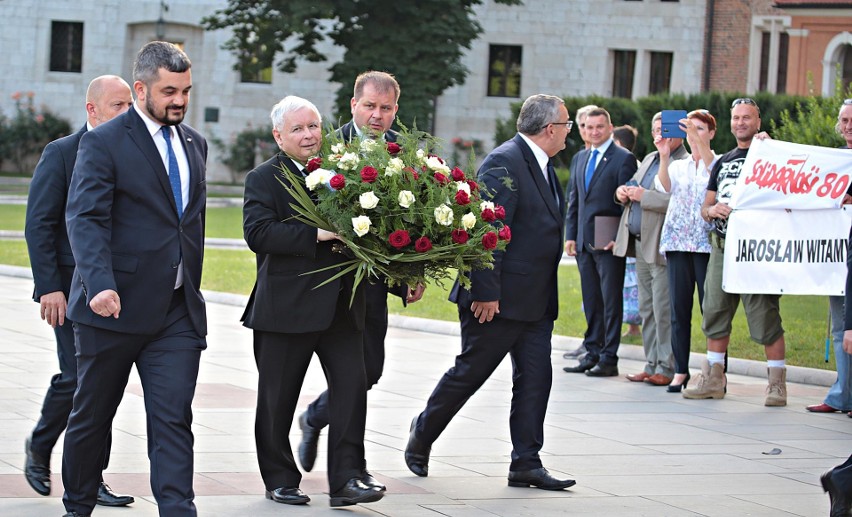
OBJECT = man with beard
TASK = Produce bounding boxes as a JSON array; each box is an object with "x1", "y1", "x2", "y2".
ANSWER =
[
  {"x1": 684, "y1": 98, "x2": 787, "y2": 406},
  {"x1": 62, "y1": 41, "x2": 208, "y2": 517}
]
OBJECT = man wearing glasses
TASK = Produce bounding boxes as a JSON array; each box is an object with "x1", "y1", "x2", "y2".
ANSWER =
[{"x1": 684, "y1": 98, "x2": 788, "y2": 406}]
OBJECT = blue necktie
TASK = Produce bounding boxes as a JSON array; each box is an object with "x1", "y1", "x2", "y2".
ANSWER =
[
  {"x1": 584, "y1": 149, "x2": 599, "y2": 191},
  {"x1": 161, "y1": 125, "x2": 183, "y2": 218}
]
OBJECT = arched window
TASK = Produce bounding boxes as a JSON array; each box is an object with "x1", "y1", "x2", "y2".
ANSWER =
[{"x1": 822, "y1": 33, "x2": 852, "y2": 96}]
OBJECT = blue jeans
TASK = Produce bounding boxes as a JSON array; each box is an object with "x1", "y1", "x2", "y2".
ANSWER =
[{"x1": 825, "y1": 296, "x2": 852, "y2": 410}]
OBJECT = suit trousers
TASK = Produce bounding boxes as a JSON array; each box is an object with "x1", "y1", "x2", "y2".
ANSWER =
[
  {"x1": 305, "y1": 280, "x2": 387, "y2": 431},
  {"x1": 636, "y1": 251, "x2": 673, "y2": 377},
  {"x1": 63, "y1": 290, "x2": 203, "y2": 517},
  {"x1": 414, "y1": 308, "x2": 553, "y2": 471},
  {"x1": 253, "y1": 299, "x2": 367, "y2": 493},
  {"x1": 666, "y1": 251, "x2": 709, "y2": 375},
  {"x1": 826, "y1": 295, "x2": 852, "y2": 410},
  {"x1": 576, "y1": 250, "x2": 625, "y2": 366}
]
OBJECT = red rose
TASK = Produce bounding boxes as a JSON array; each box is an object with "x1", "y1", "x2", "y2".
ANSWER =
[
  {"x1": 329, "y1": 174, "x2": 345, "y2": 190},
  {"x1": 414, "y1": 236, "x2": 433, "y2": 252},
  {"x1": 482, "y1": 231, "x2": 498, "y2": 250},
  {"x1": 433, "y1": 172, "x2": 449, "y2": 185},
  {"x1": 481, "y1": 208, "x2": 496, "y2": 222},
  {"x1": 451, "y1": 167, "x2": 465, "y2": 181},
  {"x1": 455, "y1": 190, "x2": 470, "y2": 205},
  {"x1": 388, "y1": 229, "x2": 411, "y2": 249},
  {"x1": 498, "y1": 224, "x2": 511, "y2": 241},
  {"x1": 306, "y1": 157, "x2": 322, "y2": 172},
  {"x1": 467, "y1": 180, "x2": 478, "y2": 191},
  {"x1": 360, "y1": 166, "x2": 378, "y2": 183},
  {"x1": 494, "y1": 205, "x2": 506, "y2": 220},
  {"x1": 386, "y1": 142, "x2": 401, "y2": 155},
  {"x1": 451, "y1": 229, "x2": 469, "y2": 244},
  {"x1": 404, "y1": 166, "x2": 419, "y2": 180}
]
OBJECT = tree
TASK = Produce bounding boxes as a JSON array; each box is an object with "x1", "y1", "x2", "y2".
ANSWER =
[
  {"x1": 770, "y1": 73, "x2": 851, "y2": 147},
  {"x1": 202, "y1": 0, "x2": 521, "y2": 131}
]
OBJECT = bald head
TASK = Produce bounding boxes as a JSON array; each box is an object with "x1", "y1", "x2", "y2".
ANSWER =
[{"x1": 86, "y1": 75, "x2": 133, "y2": 127}]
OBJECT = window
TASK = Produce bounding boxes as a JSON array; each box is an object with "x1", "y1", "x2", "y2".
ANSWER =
[
  {"x1": 487, "y1": 45, "x2": 522, "y2": 97},
  {"x1": 843, "y1": 45, "x2": 852, "y2": 93},
  {"x1": 649, "y1": 51, "x2": 673, "y2": 94},
  {"x1": 612, "y1": 50, "x2": 636, "y2": 98},
  {"x1": 50, "y1": 21, "x2": 83, "y2": 73},
  {"x1": 759, "y1": 32, "x2": 788, "y2": 93},
  {"x1": 239, "y1": 42, "x2": 273, "y2": 84}
]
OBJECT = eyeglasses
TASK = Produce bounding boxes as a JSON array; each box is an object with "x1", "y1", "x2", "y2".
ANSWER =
[
  {"x1": 844, "y1": 99, "x2": 852, "y2": 105},
  {"x1": 544, "y1": 121, "x2": 573, "y2": 130},
  {"x1": 731, "y1": 97, "x2": 760, "y2": 115}
]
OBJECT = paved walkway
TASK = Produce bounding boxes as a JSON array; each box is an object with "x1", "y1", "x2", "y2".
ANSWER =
[{"x1": 0, "y1": 273, "x2": 848, "y2": 516}]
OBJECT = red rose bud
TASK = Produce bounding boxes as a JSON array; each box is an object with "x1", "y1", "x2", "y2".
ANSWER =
[
  {"x1": 494, "y1": 205, "x2": 506, "y2": 220},
  {"x1": 482, "y1": 231, "x2": 498, "y2": 250},
  {"x1": 388, "y1": 229, "x2": 411, "y2": 249},
  {"x1": 467, "y1": 179, "x2": 478, "y2": 191},
  {"x1": 386, "y1": 142, "x2": 401, "y2": 155},
  {"x1": 306, "y1": 157, "x2": 322, "y2": 172},
  {"x1": 404, "y1": 166, "x2": 419, "y2": 180},
  {"x1": 451, "y1": 167, "x2": 465, "y2": 181},
  {"x1": 414, "y1": 236, "x2": 433, "y2": 252},
  {"x1": 498, "y1": 224, "x2": 511, "y2": 241},
  {"x1": 455, "y1": 190, "x2": 470, "y2": 205},
  {"x1": 433, "y1": 172, "x2": 449, "y2": 185},
  {"x1": 451, "y1": 229, "x2": 469, "y2": 244},
  {"x1": 360, "y1": 166, "x2": 378, "y2": 183},
  {"x1": 329, "y1": 174, "x2": 345, "y2": 190},
  {"x1": 481, "y1": 208, "x2": 496, "y2": 222}
]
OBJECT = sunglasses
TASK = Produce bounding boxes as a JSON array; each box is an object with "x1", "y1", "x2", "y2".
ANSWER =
[{"x1": 731, "y1": 97, "x2": 760, "y2": 115}]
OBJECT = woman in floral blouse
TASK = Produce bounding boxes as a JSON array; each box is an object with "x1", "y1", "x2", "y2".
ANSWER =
[{"x1": 655, "y1": 109, "x2": 718, "y2": 393}]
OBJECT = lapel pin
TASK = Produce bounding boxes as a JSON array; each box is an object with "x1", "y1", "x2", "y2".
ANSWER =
[{"x1": 186, "y1": 137, "x2": 192, "y2": 142}]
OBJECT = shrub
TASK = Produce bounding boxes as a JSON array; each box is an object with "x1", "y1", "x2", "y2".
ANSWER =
[
  {"x1": 211, "y1": 124, "x2": 278, "y2": 183},
  {"x1": 4, "y1": 91, "x2": 72, "y2": 174}
]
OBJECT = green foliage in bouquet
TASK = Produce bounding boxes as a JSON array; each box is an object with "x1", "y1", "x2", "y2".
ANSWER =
[{"x1": 276, "y1": 124, "x2": 511, "y2": 297}]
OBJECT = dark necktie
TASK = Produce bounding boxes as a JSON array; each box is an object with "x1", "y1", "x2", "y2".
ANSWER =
[
  {"x1": 547, "y1": 161, "x2": 559, "y2": 203},
  {"x1": 584, "y1": 149, "x2": 599, "y2": 191},
  {"x1": 162, "y1": 125, "x2": 183, "y2": 218}
]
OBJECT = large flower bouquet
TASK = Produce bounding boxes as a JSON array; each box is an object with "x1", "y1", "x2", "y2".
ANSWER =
[{"x1": 277, "y1": 125, "x2": 510, "y2": 294}]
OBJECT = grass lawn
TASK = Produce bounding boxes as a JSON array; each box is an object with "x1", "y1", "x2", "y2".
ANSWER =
[{"x1": 0, "y1": 202, "x2": 839, "y2": 370}]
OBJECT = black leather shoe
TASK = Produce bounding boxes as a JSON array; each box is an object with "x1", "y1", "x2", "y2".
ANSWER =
[
  {"x1": 24, "y1": 436, "x2": 51, "y2": 496},
  {"x1": 329, "y1": 477, "x2": 383, "y2": 507},
  {"x1": 508, "y1": 467, "x2": 576, "y2": 491},
  {"x1": 297, "y1": 411, "x2": 320, "y2": 472},
  {"x1": 563, "y1": 357, "x2": 597, "y2": 373},
  {"x1": 265, "y1": 486, "x2": 310, "y2": 505},
  {"x1": 63, "y1": 512, "x2": 90, "y2": 517},
  {"x1": 404, "y1": 417, "x2": 430, "y2": 477},
  {"x1": 586, "y1": 363, "x2": 619, "y2": 377},
  {"x1": 821, "y1": 469, "x2": 852, "y2": 517},
  {"x1": 96, "y1": 482, "x2": 134, "y2": 506},
  {"x1": 562, "y1": 345, "x2": 586, "y2": 359},
  {"x1": 362, "y1": 470, "x2": 386, "y2": 491}
]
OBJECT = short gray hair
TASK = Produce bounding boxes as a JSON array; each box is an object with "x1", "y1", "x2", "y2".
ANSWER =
[
  {"x1": 651, "y1": 111, "x2": 663, "y2": 129},
  {"x1": 516, "y1": 94, "x2": 565, "y2": 135},
  {"x1": 575, "y1": 104, "x2": 598, "y2": 123},
  {"x1": 270, "y1": 96, "x2": 322, "y2": 130},
  {"x1": 133, "y1": 41, "x2": 191, "y2": 85}
]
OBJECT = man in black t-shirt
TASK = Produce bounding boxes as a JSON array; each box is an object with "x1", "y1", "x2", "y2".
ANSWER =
[{"x1": 683, "y1": 98, "x2": 788, "y2": 407}]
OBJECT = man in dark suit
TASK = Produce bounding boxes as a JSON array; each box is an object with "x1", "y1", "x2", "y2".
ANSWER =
[
  {"x1": 564, "y1": 108, "x2": 638, "y2": 377},
  {"x1": 61, "y1": 42, "x2": 207, "y2": 517},
  {"x1": 404, "y1": 94, "x2": 575, "y2": 491},
  {"x1": 243, "y1": 95, "x2": 383, "y2": 508},
  {"x1": 24, "y1": 75, "x2": 135, "y2": 508},
  {"x1": 298, "y1": 71, "x2": 423, "y2": 473}
]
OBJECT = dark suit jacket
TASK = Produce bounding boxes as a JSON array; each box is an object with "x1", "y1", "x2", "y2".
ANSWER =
[
  {"x1": 451, "y1": 134, "x2": 565, "y2": 322},
  {"x1": 26, "y1": 126, "x2": 85, "y2": 301},
  {"x1": 337, "y1": 121, "x2": 398, "y2": 143},
  {"x1": 65, "y1": 107, "x2": 208, "y2": 336},
  {"x1": 241, "y1": 153, "x2": 366, "y2": 333},
  {"x1": 565, "y1": 141, "x2": 638, "y2": 252}
]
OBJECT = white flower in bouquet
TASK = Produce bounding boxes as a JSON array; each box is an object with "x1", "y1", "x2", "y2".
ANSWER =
[
  {"x1": 425, "y1": 155, "x2": 450, "y2": 175},
  {"x1": 434, "y1": 204, "x2": 454, "y2": 226},
  {"x1": 480, "y1": 200, "x2": 495, "y2": 212},
  {"x1": 385, "y1": 157, "x2": 404, "y2": 176},
  {"x1": 359, "y1": 139, "x2": 379, "y2": 153},
  {"x1": 416, "y1": 148, "x2": 426, "y2": 163},
  {"x1": 398, "y1": 190, "x2": 415, "y2": 208},
  {"x1": 305, "y1": 168, "x2": 333, "y2": 191},
  {"x1": 456, "y1": 181, "x2": 471, "y2": 195},
  {"x1": 461, "y1": 212, "x2": 477, "y2": 230},
  {"x1": 331, "y1": 143, "x2": 346, "y2": 154},
  {"x1": 351, "y1": 215, "x2": 372, "y2": 237},
  {"x1": 337, "y1": 152, "x2": 360, "y2": 170},
  {"x1": 359, "y1": 191, "x2": 380, "y2": 210}
]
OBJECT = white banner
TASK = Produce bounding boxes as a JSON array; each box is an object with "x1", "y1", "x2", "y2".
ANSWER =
[
  {"x1": 729, "y1": 139, "x2": 852, "y2": 210},
  {"x1": 723, "y1": 207, "x2": 852, "y2": 295}
]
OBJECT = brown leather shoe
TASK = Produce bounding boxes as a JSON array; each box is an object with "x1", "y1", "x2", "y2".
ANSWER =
[
  {"x1": 644, "y1": 374, "x2": 672, "y2": 386},
  {"x1": 806, "y1": 403, "x2": 839, "y2": 413},
  {"x1": 626, "y1": 372, "x2": 651, "y2": 382}
]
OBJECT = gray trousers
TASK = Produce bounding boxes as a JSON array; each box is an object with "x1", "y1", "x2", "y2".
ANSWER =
[{"x1": 636, "y1": 251, "x2": 674, "y2": 377}]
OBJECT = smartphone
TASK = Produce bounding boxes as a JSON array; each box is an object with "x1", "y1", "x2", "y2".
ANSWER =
[{"x1": 661, "y1": 110, "x2": 687, "y2": 139}]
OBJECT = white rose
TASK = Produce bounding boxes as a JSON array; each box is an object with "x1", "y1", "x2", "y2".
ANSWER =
[
  {"x1": 456, "y1": 181, "x2": 471, "y2": 195},
  {"x1": 359, "y1": 139, "x2": 379, "y2": 152},
  {"x1": 359, "y1": 191, "x2": 380, "y2": 210},
  {"x1": 305, "y1": 168, "x2": 332, "y2": 191},
  {"x1": 331, "y1": 142, "x2": 346, "y2": 154},
  {"x1": 385, "y1": 157, "x2": 404, "y2": 176},
  {"x1": 398, "y1": 190, "x2": 416, "y2": 208},
  {"x1": 461, "y1": 212, "x2": 477, "y2": 230},
  {"x1": 337, "y1": 152, "x2": 360, "y2": 170},
  {"x1": 425, "y1": 155, "x2": 450, "y2": 174},
  {"x1": 434, "y1": 204, "x2": 454, "y2": 226},
  {"x1": 416, "y1": 148, "x2": 426, "y2": 163},
  {"x1": 351, "y1": 215, "x2": 372, "y2": 237},
  {"x1": 480, "y1": 200, "x2": 495, "y2": 212}
]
